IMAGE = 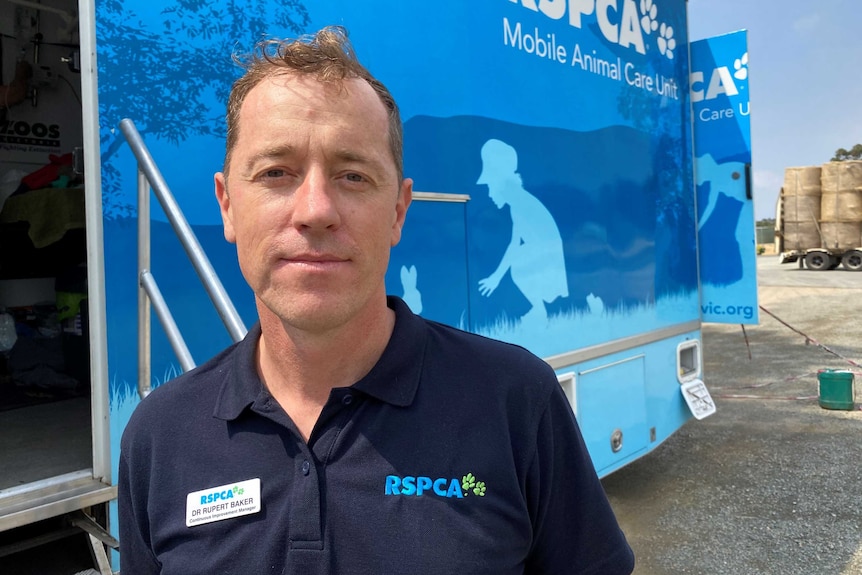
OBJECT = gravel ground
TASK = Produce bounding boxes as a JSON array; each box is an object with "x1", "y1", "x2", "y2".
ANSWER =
[{"x1": 603, "y1": 256, "x2": 862, "y2": 575}]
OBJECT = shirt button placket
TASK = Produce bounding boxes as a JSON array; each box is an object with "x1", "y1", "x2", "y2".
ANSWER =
[{"x1": 287, "y1": 450, "x2": 322, "y2": 554}]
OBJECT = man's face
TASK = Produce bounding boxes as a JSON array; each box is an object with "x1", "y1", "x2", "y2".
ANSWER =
[{"x1": 215, "y1": 73, "x2": 412, "y2": 334}]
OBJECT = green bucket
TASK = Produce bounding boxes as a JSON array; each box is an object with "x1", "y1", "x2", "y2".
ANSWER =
[{"x1": 817, "y1": 370, "x2": 855, "y2": 411}]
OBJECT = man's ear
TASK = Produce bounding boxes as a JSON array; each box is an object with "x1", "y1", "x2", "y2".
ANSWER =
[
  {"x1": 214, "y1": 172, "x2": 237, "y2": 244},
  {"x1": 391, "y1": 178, "x2": 413, "y2": 247}
]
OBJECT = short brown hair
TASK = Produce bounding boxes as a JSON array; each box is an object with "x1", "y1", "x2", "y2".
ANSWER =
[{"x1": 224, "y1": 26, "x2": 404, "y2": 180}]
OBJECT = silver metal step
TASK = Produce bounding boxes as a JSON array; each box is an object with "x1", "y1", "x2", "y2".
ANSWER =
[{"x1": 0, "y1": 470, "x2": 117, "y2": 532}]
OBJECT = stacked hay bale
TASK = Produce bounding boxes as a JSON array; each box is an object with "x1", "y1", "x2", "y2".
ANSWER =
[
  {"x1": 781, "y1": 166, "x2": 822, "y2": 250},
  {"x1": 819, "y1": 160, "x2": 862, "y2": 250}
]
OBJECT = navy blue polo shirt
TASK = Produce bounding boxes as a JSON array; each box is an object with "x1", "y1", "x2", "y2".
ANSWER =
[{"x1": 119, "y1": 297, "x2": 634, "y2": 574}]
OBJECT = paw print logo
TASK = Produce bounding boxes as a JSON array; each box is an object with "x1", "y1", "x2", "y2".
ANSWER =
[
  {"x1": 657, "y1": 22, "x2": 676, "y2": 60},
  {"x1": 461, "y1": 472, "x2": 487, "y2": 497},
  {"x1": 733, "y1": 52, "x2": 749, "y2": 80},
  {"x1": 232, "y1": 485, "x2": 245, "y2": 496},
  {"x1": 639, "y1": 0, "x2": 658, "y2": 34}
]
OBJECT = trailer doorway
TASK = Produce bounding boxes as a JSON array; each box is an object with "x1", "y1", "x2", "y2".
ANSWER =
[{"x1": 0, "y1": 0, "x2": 95, "y2": 510}]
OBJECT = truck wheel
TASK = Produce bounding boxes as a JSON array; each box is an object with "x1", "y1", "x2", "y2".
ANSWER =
[
  {"x1": 842, "y1": 250, "x2": 862, "y2": 271},
  {"x1": 804, "y1": 252, "x2": 831, "y2": 271}
]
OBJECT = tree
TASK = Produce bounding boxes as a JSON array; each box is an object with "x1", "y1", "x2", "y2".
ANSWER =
[
  {"x1": 97, "y1": 0, "x2": 309, "y2": 216},
  {"x1": 831, "y1": 144, "x2": 862, "y2": 161}
]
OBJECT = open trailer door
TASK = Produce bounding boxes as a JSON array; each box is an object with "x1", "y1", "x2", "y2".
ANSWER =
[{"x1": 692, "y1": 30, "x2": 759, "y2": 325}]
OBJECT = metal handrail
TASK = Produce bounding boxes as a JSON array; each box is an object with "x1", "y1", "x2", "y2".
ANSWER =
[
  {"x1": 141, "y1": 270, "x2": 195, "y2": 374},
  {"x1": 120, "y1": 118, "x2": 248, "y2": 398}
]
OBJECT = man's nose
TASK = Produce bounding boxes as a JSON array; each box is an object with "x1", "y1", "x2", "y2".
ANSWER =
[{"x1": 292, "y1": 169, "x2": 341, "y2": 230}]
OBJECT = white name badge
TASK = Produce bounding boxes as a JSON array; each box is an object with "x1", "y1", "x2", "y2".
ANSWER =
[{"x1": 186, "y1": 478, "x2": 261, "y2": 527}]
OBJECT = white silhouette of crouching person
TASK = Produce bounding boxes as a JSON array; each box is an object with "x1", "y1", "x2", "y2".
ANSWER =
[{"x1": 476, "y1": 139, "x2": 568, "y2": 326}]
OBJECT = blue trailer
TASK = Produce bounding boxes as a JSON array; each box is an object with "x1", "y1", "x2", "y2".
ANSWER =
[{"x1": 0, "y1": 0, "x2": 756, "y2": 570}]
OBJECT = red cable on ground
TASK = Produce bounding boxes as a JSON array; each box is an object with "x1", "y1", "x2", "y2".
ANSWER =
[
  {"x1": 758, "y1": 305, "x2": 862, "y2": 369},
  {"x1": 710, "y1": 306, "x2": 861, "y2": 405}
]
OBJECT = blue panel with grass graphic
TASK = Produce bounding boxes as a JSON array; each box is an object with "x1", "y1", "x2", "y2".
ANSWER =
[
  {"x1": 691, "y1": 31, "x2": 759, "y2": 324},
  {"x1": 98, "y1": 0, "x2": 700, "y2": 432}
]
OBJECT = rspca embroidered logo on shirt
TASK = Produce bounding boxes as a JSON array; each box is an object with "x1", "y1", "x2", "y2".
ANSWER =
[
  {"x1": 186, "y1": 478, "x2": 261, "y2": 527},
  {"x1": 384, "y1": 472, "x2": 487, "y2": 498}
]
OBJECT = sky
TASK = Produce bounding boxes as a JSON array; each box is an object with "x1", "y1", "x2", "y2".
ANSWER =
[{"x1": 688, "y1": 0, "x2": 862, "y2": 221}]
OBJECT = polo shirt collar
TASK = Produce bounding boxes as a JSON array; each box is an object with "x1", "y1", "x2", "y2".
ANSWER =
[
  {"x1": 352, "y1": 296, "x2": 425, "y2": 407},
  {"x1": 212, "y1": 323, "x2": 265, "y2": 421},
  {"x1": 213, "y1": 296, "x2": 426, "y2": 420}
]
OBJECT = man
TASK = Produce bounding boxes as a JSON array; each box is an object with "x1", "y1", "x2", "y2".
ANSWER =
[{"x1": 119, "y1": 26, "x2": 634, "y2": 574}]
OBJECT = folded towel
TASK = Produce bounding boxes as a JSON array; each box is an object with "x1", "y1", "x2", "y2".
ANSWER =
[{"x1": 0, "y1": 187, "x2": 85, "y2": 248}]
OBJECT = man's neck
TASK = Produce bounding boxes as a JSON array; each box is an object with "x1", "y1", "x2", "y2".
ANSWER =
[{"x1": 254, "y1": 299, "x2": 395, "y2": 440}]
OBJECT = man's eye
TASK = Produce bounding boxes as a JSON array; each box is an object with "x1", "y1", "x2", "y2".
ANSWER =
[
  {"x1": 263, "y1": 169, "x2": 285, "y2": 179},
  {"x1": 345, "y1": 173, "x2": 364, "y2": 183}
]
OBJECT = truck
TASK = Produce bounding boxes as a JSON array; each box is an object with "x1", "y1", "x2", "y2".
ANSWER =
[
  {"x1": 0, "y1": 0, "x2": 756, "y2": 571},
  {"x1": 777, "y1": 160, "x2": 862, "y2": 270}
]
